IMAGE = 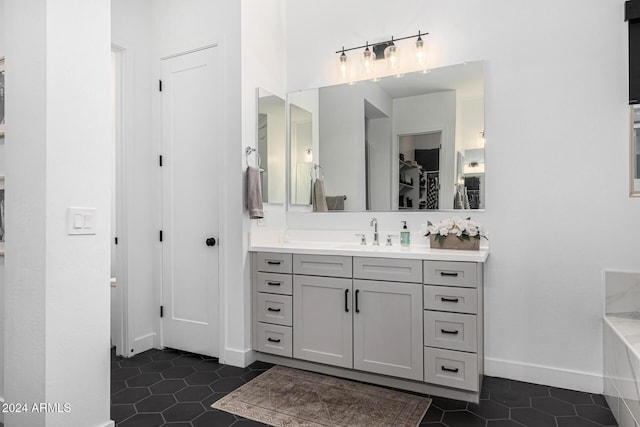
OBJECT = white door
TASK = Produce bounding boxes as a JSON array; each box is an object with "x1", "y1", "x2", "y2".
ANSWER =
[{"x1": 161, "y1": 46, "x2": 222, "y2": 357}]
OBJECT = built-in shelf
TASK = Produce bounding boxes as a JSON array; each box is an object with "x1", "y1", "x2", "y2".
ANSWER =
[
  {"x1": 399, "y1": 182, "x2": 415, "y2": 191},
  {"x1": 399, "y1": 159, "x2": 421, "y2": 170}
]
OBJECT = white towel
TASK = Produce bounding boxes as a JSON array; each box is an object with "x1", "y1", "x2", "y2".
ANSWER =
[
  {"x1": 313, "y1": 179, "x2": 328, "y2": 212},
  {"x1": 246, "y1": 166, "x2": 264, "y2": 219}
]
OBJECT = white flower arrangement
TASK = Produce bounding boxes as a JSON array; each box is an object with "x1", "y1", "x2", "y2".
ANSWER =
[{"x1": 424, "y1": 216, "x2": 487, "y2": 246}]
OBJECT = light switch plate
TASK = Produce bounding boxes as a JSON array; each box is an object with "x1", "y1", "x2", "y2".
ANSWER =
[{"x1": 67, "y1": 207, "x2": 97, "y2": 235}]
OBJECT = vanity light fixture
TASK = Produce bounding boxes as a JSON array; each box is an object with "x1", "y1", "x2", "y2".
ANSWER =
[{"x1": 335, "y1": 30, "x2": 428, "y2": 82}]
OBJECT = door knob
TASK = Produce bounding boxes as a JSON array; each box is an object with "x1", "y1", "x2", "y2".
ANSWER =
[{"x1": 206, "y1": 237, "x2": 217, "y2": 247}]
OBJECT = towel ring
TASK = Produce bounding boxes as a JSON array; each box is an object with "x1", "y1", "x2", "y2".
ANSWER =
[
  {"x1": 245, "y1": 146, "x2": 261, "y2": 169},
  {"x1": 310, "y1": 163, "x2": 324, "y2": 180}
]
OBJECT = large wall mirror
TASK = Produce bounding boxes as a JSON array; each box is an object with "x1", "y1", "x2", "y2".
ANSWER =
[
  {"x1": 257, "y1": 88, "x2": 285, "y2": 204},
  {"x1": 288, "y1": 61, "x2": 485, "y2": 212}
]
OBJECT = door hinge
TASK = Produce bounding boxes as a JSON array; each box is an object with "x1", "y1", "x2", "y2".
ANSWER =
[
  {"x1": 115, "y1": 237, "x2": 118, "y2": 245},
  {"x1": 159, "y1": 155, "x2": 163, "y2": 167},
  {"x1": 160, "y1": 306, "x2": 164, "y2": 318},
  {"x1": 159, "y1": 230, "x2": 163, "y2": 242},
  {"x1": 159, "y1": 80, "x2": 163, "y2": 92}
]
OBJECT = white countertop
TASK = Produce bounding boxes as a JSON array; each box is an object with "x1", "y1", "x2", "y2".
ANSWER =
[{"x1": 249, "y1": 241, "x2": 489, "y2": 262}]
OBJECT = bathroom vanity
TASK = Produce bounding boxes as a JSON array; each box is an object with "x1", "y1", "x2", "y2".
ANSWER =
[{"x1": 250, "y1": 242, "x2": 489, "y2": 402}]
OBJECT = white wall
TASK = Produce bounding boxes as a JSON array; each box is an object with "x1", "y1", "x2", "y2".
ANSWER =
[
  {"x1": 5, "y1": 1, "x2": 111, "y2": 426},
  {"x1": 239, "y1": 0, "x2": 287, "y2": 363},
  {"x1": 286, "y1": 0, "x2": 634, "y2": 393}
]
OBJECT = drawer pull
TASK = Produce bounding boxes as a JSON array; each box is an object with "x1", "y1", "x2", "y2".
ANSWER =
[
  {"x1": 267, "y1": 307, "x2": 281, "y2": 313},
  {"x1": 441, "y1": 366, "x2": 459, "y2": 373},
  {"x1": 440, "y1": 272, "x2": 459, "y2": 277},
  {"x1": 345, "y1": 289, "x2": 350, "y2": 313},
  {"x1": 441, "y1": 297, "x2": 460, "y2": 303},
  {"x1": 267, "y1": 337, "x2": 281, "y2": 343},
  {"x1": 266, "y1": 260, "x2": 282, "y2": 265},
  {"x1": 267, "y1": 281, "x2": 281, "y2": 286},
  {"x1": 441, "y1": 329, "x2": 459, "y2": 335}
]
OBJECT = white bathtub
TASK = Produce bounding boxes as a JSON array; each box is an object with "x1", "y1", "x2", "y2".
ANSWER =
[{"x1": 604, "y1": 271, "x2": 640, "y2": 427}]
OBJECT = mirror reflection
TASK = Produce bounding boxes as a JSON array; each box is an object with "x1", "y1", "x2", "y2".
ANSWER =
[
  {"x1": 289, "y1": 102, "x2": 314, "y2": 205},
  {"x1": 257, "y1": 88, "x2": 286, "y2": 204},
  {"x1": 288, "y1": 61, "x2": 485, "y2": 211},
  {"x1": 632, "y1": 105, "x2": 640, "y2": 196}
]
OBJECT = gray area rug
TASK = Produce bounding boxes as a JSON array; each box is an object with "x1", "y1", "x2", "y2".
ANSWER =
[{"x1": 212, "y1": 365, "x2": 431, "y2": 427}]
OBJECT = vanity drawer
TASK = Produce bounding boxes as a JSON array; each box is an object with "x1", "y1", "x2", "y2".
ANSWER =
[
  {"x1": 424, "y1": 347, "x2": 479, "y2": 391},
  {"x1": 256, "y1": 323, "x2": 292, "y2": 357},
  {"x1": 257, "y1": 293, "x2": 292, "y2": 326},
  {"x1": 293, "y1": 254, "x2": 352, "y2": 278},
  {"x1": 424, "y1": 286, "x2": 477, "y2": 314},
  {"x1": 423, "y1": 261, "x2": 477, "y2": 288},
  {"x1": 424, "y1": 311, "x2": 477, "y2": 352},
  {"x1": 256, "y1": 272, "x2": 293, "y2": 295},
  {"x1": 354, "y1": 257, "x2": 422, "y2": 283},
  {"x1": 256, "y1": 252, "x2": 293, "y2": 274}
]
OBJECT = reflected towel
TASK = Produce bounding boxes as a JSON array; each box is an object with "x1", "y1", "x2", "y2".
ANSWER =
[
  {"x1": 246, "y1": 166, "x2": 264, "y2": 219},
  {"x1": 313, "y1": 179, "x2": 328, "y2": 212},
  {"x1": 326, "y1": 196, "x2": 345, "y2": 211}
]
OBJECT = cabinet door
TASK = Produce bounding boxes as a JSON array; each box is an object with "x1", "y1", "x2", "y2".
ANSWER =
[
  {"x1": 353, "y1": 279, "x2": 423, "y2": 380},
  {"x1": 293, "y1": 275, "x2": 353, "y2": 368}
]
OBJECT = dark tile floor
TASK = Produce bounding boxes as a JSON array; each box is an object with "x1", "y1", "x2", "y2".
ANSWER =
[{"x1": 111, "y1": 348, "x2": 617, "y2": 427}]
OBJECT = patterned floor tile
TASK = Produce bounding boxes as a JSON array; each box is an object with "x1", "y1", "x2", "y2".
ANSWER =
[{"x1": 110, "y1": 349, "x2": 616, "y2": 427}]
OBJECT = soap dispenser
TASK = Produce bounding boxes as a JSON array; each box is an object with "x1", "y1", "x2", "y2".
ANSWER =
[{"x1": 400, "y1": 221, "x2": 410, "y2": 247}]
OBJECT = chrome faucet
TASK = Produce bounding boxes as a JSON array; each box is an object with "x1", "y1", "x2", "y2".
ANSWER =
[{"x1": 370, "y1": 217, "x2": 379, "y2": 245}]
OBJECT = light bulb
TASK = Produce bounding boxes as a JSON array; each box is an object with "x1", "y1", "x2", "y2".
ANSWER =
[
  {"x1": 415, "y1": 32, "x2": 426, "y2": 67},
  {"x1": 361, "y1": 42, "x2": 376, "y2": 77},
  {"x1": 384, "y1": 39, "x2": 401, "y2": 74},
  {"x1": 338, "y1": 48, "x2": 349, "y2": 81}
]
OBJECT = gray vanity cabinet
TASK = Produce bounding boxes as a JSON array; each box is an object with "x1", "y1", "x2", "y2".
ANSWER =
[
  {"x1": 252, "y1": 250, "x2": 486, "y2": 403},
  {"x1": 292, "y1": 274, "x2": 353, "y2": 368},
  {"x1": 352, "y1": 279, "x2": 423, "y2": 380}
]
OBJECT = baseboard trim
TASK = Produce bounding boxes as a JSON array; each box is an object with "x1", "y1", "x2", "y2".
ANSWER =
[
  {"x1": 223, "y1": 348, "x2": 257, "y2": 368},
  {"x1": 132, "y1": 333, "x2": 155, "y2": 356},
  {"x1": 485, "y1": 357, "x2": 603, "y2": 394},
  {"x1": 98, "y1": 421, "x2": 115, "y2": 427}
]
